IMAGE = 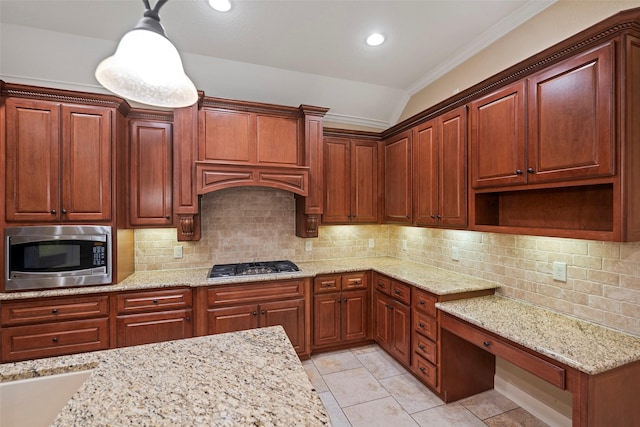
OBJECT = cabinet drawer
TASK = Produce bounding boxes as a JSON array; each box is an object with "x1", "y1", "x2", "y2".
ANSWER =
[
  {"x1": 116, "y1": 309, "x2": 193, "y2": 347},
  {"x1": 342, "y1": 272, "x2": 367, "y2": 290},
  {"x1": 414, "y1": 311, "x2": 437, "y2": 341},
  {"x1": 314, "y1": 275, "x2": 340, "y2": 293},
  {"x1": 208, "y1": 280, "x2": 305, "y2": 306},
  {"x1": 1, "y1": 318, "x2": 109, "y2": 362},
  {"x1": 1, "y1": 295, "x2": 109, "y2": 326},
  {"x1": 391, "y1": 280, "x2": 411, "y2": 305},
  {"x1": 412, "y1": 354, "x2": 437, "y2": 389},
  {"x1": 413, "y1": 333, "x2": 437, "y2": 364},
  {"x1": 413, "y1": 289, "x2": 437, "y2": 317},
  {"x1": 441, "y1": 313, "x2": 566, "y2": 389},
  {"x1": 373, "y1": 274, "x2": 391, "y2": 295},
  {"x1": 116, "y1": 288, "x2": 192, "y2": 313}
]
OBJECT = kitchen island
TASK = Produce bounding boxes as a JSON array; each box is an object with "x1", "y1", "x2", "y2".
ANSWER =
[{"x1": 0, "y1": 326, "x2": 330, "y2": 426}]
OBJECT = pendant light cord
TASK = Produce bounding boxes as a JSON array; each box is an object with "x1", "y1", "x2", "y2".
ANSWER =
[{"x1": 142, "y1": 0, "x2": 168, "y2": 21}]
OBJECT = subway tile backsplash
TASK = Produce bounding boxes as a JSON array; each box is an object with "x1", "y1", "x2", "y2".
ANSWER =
[{"x1": 135, "y1": 187, "x2": 639, "y2": 337}]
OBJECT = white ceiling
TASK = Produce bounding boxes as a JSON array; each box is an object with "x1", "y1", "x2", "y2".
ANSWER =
[{"x1": 0, "y1": 0, "x2": 554, "y2": 128}]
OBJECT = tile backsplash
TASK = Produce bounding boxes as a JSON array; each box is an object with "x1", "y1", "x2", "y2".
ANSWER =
[{"x1": 134, "y1": 187, "x2": 639, "y2": 337}]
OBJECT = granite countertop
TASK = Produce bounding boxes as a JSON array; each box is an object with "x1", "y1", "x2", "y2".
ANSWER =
[
  {"x1": 437, "y1": 295, "x2": 640, "y2": 375},
  {"x1": 0, "y1": 326, "x2": 330, "y2": 426},
  {"x1": 0, "y1": 257, "x2": 499, "y2": 301}
]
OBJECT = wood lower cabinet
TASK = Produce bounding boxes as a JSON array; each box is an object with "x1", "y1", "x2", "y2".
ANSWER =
[
  {"x1": 4, "y1": 98, "x2": 113, "y2": 223},
  {"x1": 205, "y1": 279, "x2": 310, "y2": 357},
  {"x1": 373, "y1": 273, "x2": 411, "y2": 366},
  {"x1": 411, "y1": 288, "x2": 439, "y2": 390},
  {"x1": 0, "y1": 295, "x2": 110, "y2": 362},
  {"x1": 312, "y1": 272, "x2": 369, "y2": 349},
  {"x1": 114, "y1": 288, "x2": 193, "y2": 348}
]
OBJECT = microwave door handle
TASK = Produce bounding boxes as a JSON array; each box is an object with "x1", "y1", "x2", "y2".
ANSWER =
[{"x1": 9, "y1": 236, "x2": 60, "y2": 245}]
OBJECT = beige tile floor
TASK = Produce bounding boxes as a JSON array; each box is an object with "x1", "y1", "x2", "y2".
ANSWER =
[{"x1": 302, "y1": 344, "x2": 549, "y2": 427}]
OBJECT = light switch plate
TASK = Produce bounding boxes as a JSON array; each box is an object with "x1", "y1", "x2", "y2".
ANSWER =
[
  {"x1": 368, "y1": 239, "x2": 375, "y2": 248},
  {"x1": 305, "y1": 240, "x2": 313, "y2": 252},
  {"x1": 452, "y1": 247, "x2": 460, "y2": 261},
  {"x1": 173, "y1": 246, "x2": 183, "y2": 259},
  {"x1": 401, "y1": 240, "x2": 408, "y2": 251},
  {"x1": 552, "y1": 261, "x2": 567, "y2": 282}
]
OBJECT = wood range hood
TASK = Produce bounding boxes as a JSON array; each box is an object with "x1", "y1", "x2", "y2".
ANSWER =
[{"x1": 173, "y1": 94, "x2": 329, "y2": 241}]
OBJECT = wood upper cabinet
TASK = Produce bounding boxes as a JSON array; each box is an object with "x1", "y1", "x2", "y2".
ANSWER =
[
  {"x1": 471, "y1": 42, "x2": 614, "y2": 190},
  {"x1": 323, "y1": 136, "x2": 378, "y2": 224},
  {"x1": 383, "y1": 131, "x2": 412, "y2": 223},
  {"x1": 527, "y1": 42, "x2": 614, "y2": 183},
  {"x1": 129, "y1": 119, "x2": 173, "y2": 227},
  {"x1": 470, "y1": 81, "x2": 526, "y2": 189},
  {"x1": 5, "y1": 98, "x2": 112, "y2": 223},
  {"x1": 414, "y1": 106, "x2": 467, "y2": 227},
  {"x1": 199, "y1": 107, "x2": 300, "y2": 166}
]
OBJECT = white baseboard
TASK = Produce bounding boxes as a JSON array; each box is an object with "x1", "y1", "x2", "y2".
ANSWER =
[{"x1": 494, "y1": 374, "x2": 572, "y2": 427}]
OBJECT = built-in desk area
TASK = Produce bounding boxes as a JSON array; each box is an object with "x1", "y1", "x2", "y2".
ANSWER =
[{"x1": 437, "y1": 296, "x2": 640, "y2": 427}]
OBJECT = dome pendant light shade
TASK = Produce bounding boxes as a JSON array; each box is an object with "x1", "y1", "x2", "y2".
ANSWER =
[{"x1": 95, "y1": 0, "x2": 198, "y2": 108}]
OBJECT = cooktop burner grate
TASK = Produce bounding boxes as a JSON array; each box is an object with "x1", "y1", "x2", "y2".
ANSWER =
[{"x1": 208, "y1": 260, "x2": 299, "y2": 278}]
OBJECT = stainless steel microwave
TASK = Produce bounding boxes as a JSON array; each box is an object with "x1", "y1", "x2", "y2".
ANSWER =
[{"x1": 5, "y1": 225, "x2": 112, "y2": 291}]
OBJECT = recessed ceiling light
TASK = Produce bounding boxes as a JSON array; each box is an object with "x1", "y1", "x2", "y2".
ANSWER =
[
  {"x1": 208, "y1": 0, "x2": 231, "y2": 12},
  {"x1": 366, "y1": 33, "x2": 385, "y2": 47}
]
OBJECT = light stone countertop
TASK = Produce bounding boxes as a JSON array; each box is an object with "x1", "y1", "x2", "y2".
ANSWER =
[
  {"x1": 0, "y1": 326, "x2": 330, "y2": 426},
  {"x1": 0, "y1": 256, "x2": 499, "y2": 300},
  {"x1": 437, "y1": 295, "x2": 640, "y2": 375}
]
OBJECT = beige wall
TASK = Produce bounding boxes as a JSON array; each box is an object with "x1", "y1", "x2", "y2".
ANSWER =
[{"x1": 399, "y1": 0, "x2": 640, "y2": 122}]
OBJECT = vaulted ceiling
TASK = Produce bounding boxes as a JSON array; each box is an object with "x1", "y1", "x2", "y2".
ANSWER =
[{"x1": 0, "y1": 0, "x2": 554, "y2": 128}]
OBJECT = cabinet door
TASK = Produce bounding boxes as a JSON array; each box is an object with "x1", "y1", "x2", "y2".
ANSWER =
[
  {"x1": 129, "y1": 120, "x2": 173, "y2": 226},
  {"x1": 207, "y1": 304, "x2": 259, "y2": 335},
  {"x1": 313, "y1": 293, "x2": 341, "y2": 347},
  {"x1": 383, "y1": 131, "x2": 412, "y2": 223},
  {"x1": 351, "y1": 140, "x2": 378, "y2": 223},
  {"x1": 527, "y1": 42, "x2": 614, "y2": 183},
  {"x1": 5, "y1": 98, "x2": 61, "y2": 222},
  {"x1": 413, "y1": 119, "x2": 438, "y2": 225},
  {"x1": 342, "y1": 289, "x2": 368, "y2": 342},
  {"x1": 61, "y1": 104, "x2": 112, "y2": 222},
  {"x1": 116, "y1": 309, "x2": 193, "y2": 347},
  {"x1": 199, "y1": 108, "x2": 253, "y2": 162},
  {"x1": 260, "y1": 299, "x2": 305, "y2": 354},
  {"x1": 439, "y1": 106, "x2": 467, "y2": 227},
  {"x1": 373, "y1": 291, "x2": 392, "y2": 350},
  {"x1": 470, "y1": 81, "x2": 526, "y2": 189},
  {"x1": 391, "y1": 301, "x2": 411, "y2": 366},
  {"x1": 323, "y1": 137, "x2": 351, "y2": 223},
  {"x1": 255, "y1": 114, "x2": 300, "y2": 165}
]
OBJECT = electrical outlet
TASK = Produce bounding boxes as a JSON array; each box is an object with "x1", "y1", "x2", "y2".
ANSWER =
[
  {"x1": 401, "y1": 239, "x2": 408, "y2": 251},
  {"x1": 452, "y1": 247, "x2": 460, "y2": 261},
  {"x1": 368, "y1": 238, "x2": 375, "y2": 248},
  {"x1": 552, "y1": 261, "x2": 567, "y2": 282},
  {"x1": 305, "y1": 240, "x2": 313, "y2": 252},
  {"x1": 173, "y1": 246, "x2": 183, "y2": 259}
]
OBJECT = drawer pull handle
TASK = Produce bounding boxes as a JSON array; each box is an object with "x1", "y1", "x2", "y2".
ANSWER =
[
  {"x1": 52, "y1": 337, "x2": 59, "y2": 343},
  {"x1": 419, "y1": 323, "x2": 425, "y2": 328},
  {"x1": 483, "y1": 341, "x2": 490, "y2": 347},
  {"x1": 52, "y1": 309, "x2": 58, "y2": 314}
]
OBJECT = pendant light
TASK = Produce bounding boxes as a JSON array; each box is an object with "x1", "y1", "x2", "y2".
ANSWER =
[{"x1": 95, "y1": 0, "x2": 198, "y2": 108}]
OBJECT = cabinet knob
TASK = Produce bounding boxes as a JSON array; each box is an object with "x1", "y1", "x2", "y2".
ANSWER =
[
  {"x1": 419, "y1": 300, "x2": 425, "y2": 305},
  {"x1": 52, "y1": 337, "x2": 59, "y2": 343},
  {"x1": 165, "y1": 215, "x2": 171, "y2": 219},
  {"x1": 253, "y1": 311, "x2": 258, "y2": 316},
  {"x1": 419, "y1": 344, "x2": 426, "y2": 351},
  {"x1": 395, "y1": 290, "x2": 401, "y2": 295},
  {"x1": 152, "y1": 299, "x2": 158, "y2": 304},
  {"x1": 52, "y1": 309, "x2": 58, "y2": 314},
  {"x1": 261, "y1": 310, "x2": 266, "y2": 315},
  {"x1": 430, "y1": 215, "x2": 436, "y2": 219},
  {"x1": 419, "y1": 322, "x2": 425, "y2": 328},
  {"x1": 62, "y1": 209, "x2": 67, "y2": 214},
  {"x1": 436, "y1": 215, "x2": 442, "y2": 219},
  {"x1": 343, "y1": 298, "x2": 347, "y2": 303},
  {"x1": 378, "y1": 282, "x2": 384, "y2": 288},
  {"x1": 337, "y1": 298, "x2": 342, "y2": 303},
  {"x1": 515, "y1": 169, "x2": 523, "y2": 175},
  {"x1": 483, "y1": 341, "x2": 490, "y2": 347},
  {"x1": 419, "y1": 367, "x2": 426, "y2": 373},
  {"x1": 527, "y1": 167, "x2": 535, "y2": 174},
  {"x1": 51, "y1": 210, "x2": 56, "y2": 215},
  {"x1": 185, "y1": 317, "x2": 191, "y2": 321}
]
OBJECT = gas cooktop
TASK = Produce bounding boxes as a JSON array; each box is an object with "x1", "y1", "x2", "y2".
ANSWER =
[{"x1": 208, "y1": 260, "x2": 300, "y2": 278}]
